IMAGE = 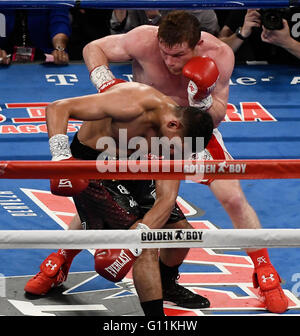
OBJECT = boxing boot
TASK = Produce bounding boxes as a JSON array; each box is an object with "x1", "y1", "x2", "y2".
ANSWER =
[
  {"x1": 160, "y1": 259, "x2": 210, "y2": 309},
  {"x1": 248, "y1": 249, "x2": 288, "y2": 313},
  {"x1": 24, "y1": 249, "x2": 80, "y2": 295}
]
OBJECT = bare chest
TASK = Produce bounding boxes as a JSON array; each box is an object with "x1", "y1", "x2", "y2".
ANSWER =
[{"x1": 132, "y1": 59, "x2": 189, "y2": 106}]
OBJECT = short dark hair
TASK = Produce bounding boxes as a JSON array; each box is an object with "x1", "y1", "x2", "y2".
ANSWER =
[
  {"x1": 158, "y1": 10, "x2": 201, "y2": 49},
  {"x1": 178, "y1": 106, "x2": 214, "y2": 153}
]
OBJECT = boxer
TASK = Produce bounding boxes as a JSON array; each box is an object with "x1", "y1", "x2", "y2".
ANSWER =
[
  {"x1": 81, "y1": 10, "x2": 288, "y2": 313},
  {"x1": 25, "y1": 80, "x2": 213, "y2": 316}
]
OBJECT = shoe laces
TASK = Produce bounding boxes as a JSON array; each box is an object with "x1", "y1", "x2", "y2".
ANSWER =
[
  {"x1": 32, "y1": 272, "x2": 43, "y2": 280},
  {"x1": 56, "y1": 267, "x2": 68, "y2": 283}
]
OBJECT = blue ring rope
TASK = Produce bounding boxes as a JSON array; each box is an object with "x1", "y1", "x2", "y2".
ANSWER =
[{"x1": 0, "y1": 0, "x2": 297, "y2": 9}]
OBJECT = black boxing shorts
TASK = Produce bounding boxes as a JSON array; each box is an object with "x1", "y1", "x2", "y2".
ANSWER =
[
  {"x1": 122, "y1": 180, "x2": 186, "y2": 225},
  {"x1": 70, "y1": 133, "x2": 186, "y2": 230}
]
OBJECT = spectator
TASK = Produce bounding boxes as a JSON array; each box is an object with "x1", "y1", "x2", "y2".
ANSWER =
[
  {"x1": 68, "y1": 8, "x2": 112, "y2": 61},
  {"x1": 0, "y1": 9, "x2": 71, "y2": 65},
  {"x1": 214, "y1": 9, "x2": 232, "y2": 31},
  {"x1": 218, "y1": 7, "x2": 300, "y2": 65},
  {"x1": 175, "y1": 10, "x2": 220, "y2": 36},
  {"x1": 110, "y1": 10, "x2": 162, "y2": 34},
  {"x1": 110, "y1": 9, "x2": 219, "y2": 36}
]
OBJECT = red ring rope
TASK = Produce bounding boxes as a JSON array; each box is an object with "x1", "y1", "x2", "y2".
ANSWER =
[{"x1": 0, "y1": 159, "x2": 300, "y2": 180}]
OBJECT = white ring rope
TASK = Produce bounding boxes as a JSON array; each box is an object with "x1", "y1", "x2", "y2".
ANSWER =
[{"x1": 0, "y1": 229, "x2": 300, "y2": 249}]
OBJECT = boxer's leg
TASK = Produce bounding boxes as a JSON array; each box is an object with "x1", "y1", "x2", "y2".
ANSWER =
[
  {"x1": 159, "y1": 219, "x2": 210, "y2": 309},
  {"x1": 159, "y1": 219, "x2": 191, "y2": 266},
  {"x1": 68, "y1": 213, "x2": 82, "y2": 230},
  {"x1": 132, "y1": 248, "x2": 165, "y2": 316},
  {"x1": 24, "y1": 215, "x2": 84, "y2": 295},
  {"x1": 210, "y1": 178, "x2": 261, "y2": 232},
  {"x1": 137, "y1": 181, "x2": 210, "y2": 309},
  {"x1": 209, "y1": 161, "x2": 288, "y2": 313}
]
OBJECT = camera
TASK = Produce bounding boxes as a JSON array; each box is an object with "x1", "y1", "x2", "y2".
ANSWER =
[{"x1": 259, "y1": 9, "x2": 288, "y2": 30}]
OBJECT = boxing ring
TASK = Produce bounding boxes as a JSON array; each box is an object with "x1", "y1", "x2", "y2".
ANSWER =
[{"x1": 1, "y1": 0, "x2": 300, "y2": 319}]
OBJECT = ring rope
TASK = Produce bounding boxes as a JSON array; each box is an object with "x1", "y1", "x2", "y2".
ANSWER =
[
  {"x1": 0, "y1": 229, "x2": 300, "y2": 249},
  {"x1": 0, "y1": 0, "x2": 295, "y2": 10},
  {"x1": 1, "y1": 159, "x2": 300, "y2": 180}
]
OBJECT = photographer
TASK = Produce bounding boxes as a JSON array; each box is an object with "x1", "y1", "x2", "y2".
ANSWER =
[{"x1": 218, "y1": 8, "x2": 300, "y2": 64}]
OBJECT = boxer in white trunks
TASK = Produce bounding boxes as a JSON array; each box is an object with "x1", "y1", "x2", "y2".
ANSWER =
[{"x1": 81, "y1": 10, "x2": 288, "y2": 313}]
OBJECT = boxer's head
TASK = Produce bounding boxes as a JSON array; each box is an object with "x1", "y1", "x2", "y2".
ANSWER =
[
  {"x1": 179, "y1": 106, "x2": 213, "y2": 153},
  {"x1": 159, "y1": 106, "x2": 213, "y2": 157},
  {"x1": 157, "y1": 11, "x2": 201, "y2": 75}
]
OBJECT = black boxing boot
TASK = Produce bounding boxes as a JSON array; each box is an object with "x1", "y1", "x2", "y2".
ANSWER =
[{"x1": 159, "y1": 259, "x2": 210, "y2": 309}]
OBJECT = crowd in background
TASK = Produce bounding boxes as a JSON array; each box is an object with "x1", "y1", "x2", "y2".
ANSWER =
[{"x1": 0, "y1": 7, "x2": 299, "y2": 65}]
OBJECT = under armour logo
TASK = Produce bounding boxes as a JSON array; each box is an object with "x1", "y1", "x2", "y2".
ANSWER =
[
  {"x1": 257, "y1": 256, "x2": 267, "y2": 265},
  {"x1": 46, "y1": 260, "x2": 57, "y2": 271},
  {"x1": 262, "y1": 274, "x2": 275, "y2": 283},
  {"x1": 58, "y1": 179, "x2": 72, "y2": 188}
]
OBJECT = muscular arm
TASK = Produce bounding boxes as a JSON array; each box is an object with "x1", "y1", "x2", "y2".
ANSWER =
[
  {"x1": 83, "y1": 28, "x2": 146, "y2": 91},
  {"x1": 83, "y1": 29, "x2": 137, "y2": 71},
  {"x1": 83, "y1": 25, "x2": 154, "y2": 72},
  {"x1": 210, "y1": 78, "x2": 230, "y2": 128},
  {"x1": 46, "y1": 94, "x2": 106, "y2": 137},
  {"x1": 140, "y1": 180, "x2": 181, "y2": 229},
  {"x1": 46, "y1": 83, "x2": 153, "y2": 138},
  {"x1": 185, "y1": 38, "x2": 234, "y2": 128},
  {"x1": 209, "y1": 44, "x2": 234, "y2": 127}
]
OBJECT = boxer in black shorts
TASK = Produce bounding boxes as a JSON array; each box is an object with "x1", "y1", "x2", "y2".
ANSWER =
[
  {"x1": 25, "y1": 132, "x2": 210, "y2": 314},
  {"x1": 69, "y1": 133, "x2": 209, "y2": 313},
  {"x1": 71, "y1": 133, "x2": 186, "y2": 231},
  {"x1": 24, "y1": 81, "x2": 213, "y2": 316}
]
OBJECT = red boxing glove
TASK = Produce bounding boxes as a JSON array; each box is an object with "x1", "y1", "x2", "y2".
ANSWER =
[
  {"x1": 183, "y1": 56, "x2": 219, "y2": 110},
  {"x1": 94, "y1": 248, "x2": 141, "y2": 282},
  {"x1": 50, "y1": 157, "x2": 89, "y2": 197},
  {"x1": 183, "y1": 56, "x2": 219, "y2": 99}
]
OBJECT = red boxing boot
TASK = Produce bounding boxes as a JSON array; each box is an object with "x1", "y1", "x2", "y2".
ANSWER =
[
  {"x1": 248, "y1": 249, "x2": 288, "y2": 313},
  {"x1": 24, "y1": 249, "x2": 81, "y2": 295}
]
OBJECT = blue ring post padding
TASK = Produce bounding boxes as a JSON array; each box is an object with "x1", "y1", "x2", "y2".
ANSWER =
[
  {"x1": 0, "y1": 0, "x2": 297, "y2": 9},
  {"x1": 79, "y1": 0, "x2": 294, "y2": 9}
]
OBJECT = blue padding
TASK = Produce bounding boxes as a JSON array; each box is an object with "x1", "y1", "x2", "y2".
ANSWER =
[
  {"x1": 0, "y1": 0, "x2": 294, "y2": 10},
  {"x1": 230, "y1": 65, "x2": 300, "y2": 106},
  {"x1": 219, "y1": 122, "x2": 300, "y2": 159},
  {"x1": 78, "y1": 0, "x2": 293, "y2": 9}
]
